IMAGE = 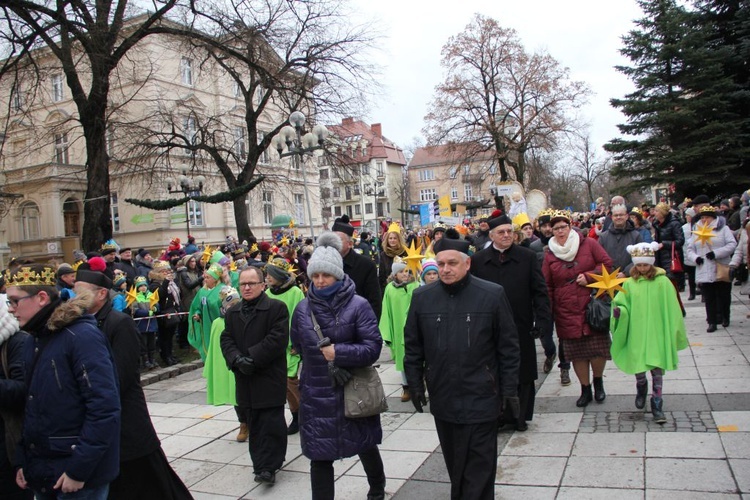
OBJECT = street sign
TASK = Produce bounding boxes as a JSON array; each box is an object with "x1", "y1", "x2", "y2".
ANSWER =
[{"x1": 130, "y1": 213, "x2": 154, "y2": 225}]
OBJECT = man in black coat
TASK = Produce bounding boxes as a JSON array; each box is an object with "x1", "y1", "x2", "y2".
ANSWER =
[
  {"x1": 332, "y1": 217, "x2": 382, "y2": 318},
  {"x1": 221, "y1": 267, "x2": 289, "y2": 485},
  {"x1": 114, "y1": 247, "x2": 138, "y2": 285},
  {"x1": 598, "y1": 203, "x2": 642, "y2": 277},
  {"x1": 404, "y1": 237, "x2": 520, "y2": 500},
  {"x1": 470, "y1": 215, "x2": 552, "y2": 431},
  {"x1": 74, "y1": 270, "x2": 191, "y2": 500}
]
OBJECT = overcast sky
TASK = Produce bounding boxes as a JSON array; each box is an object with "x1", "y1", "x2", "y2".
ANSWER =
[{"x1": 352, "y1": 0, "x2": 644, "y2": 155}]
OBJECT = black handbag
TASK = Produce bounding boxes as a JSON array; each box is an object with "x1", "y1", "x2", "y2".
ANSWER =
[
  {"x1": 310, "y1": 311, "x2": 388, "y2": 418},
  {"x1": 585, "y1": 291, "x2": 612, "y2": 332}
]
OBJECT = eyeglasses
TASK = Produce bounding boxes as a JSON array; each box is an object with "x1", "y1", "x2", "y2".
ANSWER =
[
  {"x1": 6, "y1": 294, "x2": 37, "y2": 307},
  {"x1": 493, "y1": 229, "x2": 514, "y2": 235},
  {"x1": 552, "y1": 225, "x2": 569, "y2": 232},
  {"x1": 239, "y1": 282, "x2": 264, "y2": 288}
]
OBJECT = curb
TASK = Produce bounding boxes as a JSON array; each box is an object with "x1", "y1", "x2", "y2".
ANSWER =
[{"x1": 140, "y1": 359, "x2": 205, "y2": 387}]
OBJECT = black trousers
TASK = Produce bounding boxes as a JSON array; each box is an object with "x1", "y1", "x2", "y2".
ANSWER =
[
  {"x1": 702, "y1": 281, "x2": 732, "y2": 324},
  {"x1": 238, "y1": 406, "x2": 287, "y2": 474},
  {"x1": 685, "y1": 265, "x2": 696, "y2": 295},
  {"x1": 109, "y1": 448, "x2": 192, "y2": 500},
  {"x1": 158, "y1": 323, "x2": 177, "y2": 361},
  {"x1": 310, "y1": 446, "x2": 385, "y2": 500},
  {"x1": 434, "y1": 417, "x2": 497, "y2": 500}
]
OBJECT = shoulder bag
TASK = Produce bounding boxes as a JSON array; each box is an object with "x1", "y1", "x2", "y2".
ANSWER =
[
  {"x1": 310, "y1": 310, "x2": 388, "y2": 418},
  {"x1": 715, "y1": 262, "x2": 731, "y2": 282},
  {"x1": 670, "y1": 242, "x2": 683, "y2": 273},
  {"x1": 585, "y1": 291, "x2": 612, "y2": 333}
]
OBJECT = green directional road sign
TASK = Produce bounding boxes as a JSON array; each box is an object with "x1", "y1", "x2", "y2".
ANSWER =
[{"x1": 130, "y1": 213, "x2": 154, "y2": 225}]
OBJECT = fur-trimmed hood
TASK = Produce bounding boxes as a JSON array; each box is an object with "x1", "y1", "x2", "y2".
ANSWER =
[{"x1": 47, "y1": 290, "x2": 95, "y2": 332}]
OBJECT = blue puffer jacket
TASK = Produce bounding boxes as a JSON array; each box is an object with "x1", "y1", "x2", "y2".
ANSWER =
[
  {"x1": 290, "y1": 276, "x2": 383, "y2": 461},
  {"x1": 19, "y1": 294, "x2": 121, "y2": 492}
]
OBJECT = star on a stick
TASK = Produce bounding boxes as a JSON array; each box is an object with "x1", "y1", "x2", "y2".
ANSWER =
[
  {"x1": 279, "y1": 236, "x2": 290, "y2": 247},
  {"x1": 692, "y1": 223, "x2": 715, "y2": 246},
  {"x1": 402, "y1": 240, "x2": 424, "y2": 278},
  {"x1": 149, "y1": 289, "x2": 160, "y2": 310},
  {"x1": 201, "y1": 245, "x2": 212, "y2": 265},
  {"x1": 586, "y1": 265, "x2": 627, "y2": 299},
  {"x1": 125, "y1": 285, "x2": 138, "y2": 308}
]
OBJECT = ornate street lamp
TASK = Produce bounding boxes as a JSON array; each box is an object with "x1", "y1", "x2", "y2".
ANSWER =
[{"x1": 165, "y1": 166, "x2": 205, "y2": 240}]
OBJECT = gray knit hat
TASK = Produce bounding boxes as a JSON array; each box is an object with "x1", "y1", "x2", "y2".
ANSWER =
[
  {"x1": 307, "y1": 232, "x2": 345, "y2": 280},
  {"x1": 391, "y1": 259, "x2": 407, "y2": 277}
]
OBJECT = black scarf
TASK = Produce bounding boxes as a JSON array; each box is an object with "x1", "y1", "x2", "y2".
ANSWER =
[{"x1": 23, "y1": 298, "x2": 62, "y2": 337}]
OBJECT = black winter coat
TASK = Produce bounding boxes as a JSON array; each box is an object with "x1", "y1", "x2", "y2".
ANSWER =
[
  {"x1": 343, "y1": 250, "x2": 382, "y2": 318},
  {"x1": 653, "y1": 212, "x2": 685, "y2": 278},
  {"x1": 404, "y1": 274, "x2": 520, "y2": 424},
  {"x1": 221, "y1": 294, "x2": 289, "y2": 409},
  {"x1": 597, "y1": 221, "x2": 642, "y2": 276},
  {"x1": 471, "y1": 244, "x2": 552, "y2": 384},
  {"x1": 94, "y1": 301, "x2": 160, "y2": 462},
  {"x1": 0, "y1": 330, "x2": 30, "y2": 499}
]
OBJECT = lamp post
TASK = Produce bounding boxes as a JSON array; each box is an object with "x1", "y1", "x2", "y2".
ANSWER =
[
  {"x1": 271, "y1": 111, "x2": 328, "y2": 240},
  {"x1": 166, "y1": 166, "x2": 205, "y2": 240}
]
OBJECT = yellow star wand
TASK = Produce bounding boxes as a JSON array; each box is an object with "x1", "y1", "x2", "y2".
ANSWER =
[
  {"x1": 402, "y1": 240, "x2": 424, "y2": 278},
  {"x1": 692, "y1": 223, "x2": 715, "y2": 246},
  {"x1": 149, "y1": 289, "x2": 160, "y2": 310},
  {"x1": 125, "y1": 285, "x2": 138, "y2": 308},
  {"x1": 586, "y1": 265, "x2": 627, "y2": 299},
  {"x1": 201, "y1": 244, "x2": 212, "y2": 265}
]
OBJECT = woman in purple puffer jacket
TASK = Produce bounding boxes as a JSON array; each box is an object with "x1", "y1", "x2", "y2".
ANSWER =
[{"x1": 291, "y1": 232, "x2": 385, "y2": 500}]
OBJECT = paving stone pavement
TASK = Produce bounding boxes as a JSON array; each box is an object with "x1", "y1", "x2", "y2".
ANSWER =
[{"x1": 145, "y1": 289, "x2": 750, "y2": 499}]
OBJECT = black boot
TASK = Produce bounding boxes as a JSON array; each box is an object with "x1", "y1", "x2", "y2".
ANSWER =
[
  {"x1": 635, "y1": 381, "x2": 648, "y2": 409},
  {"x1": 593, "y1": 377, "x2": 606, "y2": 403},
  {"x1": 576, "y1": 384, "x2": 593, "y2": 408},
  {"x1": 707, "y1": 324, "x2": 717, "y2": 333},
  {"x1": 366, "y1": 474, "x2": 386, "y2": 500},
  {"x1": 651, "y1": 396, "x2": 666, "y2": 424},
  {"x1": 287, "y1": 411, "x2": 299, "y2": 435}
]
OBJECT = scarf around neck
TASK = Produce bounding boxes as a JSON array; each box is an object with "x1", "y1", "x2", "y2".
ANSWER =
[{"x1": 548, "y1": 228, "x2": 580, "y2": 262}]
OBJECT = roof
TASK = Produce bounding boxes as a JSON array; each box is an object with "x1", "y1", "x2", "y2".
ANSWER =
[
  {"x1": 410, "y1": 143, "x2": 496, "y2": 169},
  {"x1": 327, "y1": 118, "x2": 406, "y2": 166}
]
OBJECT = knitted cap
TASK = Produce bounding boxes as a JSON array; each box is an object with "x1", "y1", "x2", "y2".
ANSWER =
[
  {"x1": 134, "y1": 276, "x2": 148, "y2": 289},
  {"x1": 421, "y1": 258, "x2": 438, "y2": 279},
  {"x1": 391, "y1": 257, "x2": 407, "y2": 277},
  {"x1": 307, "y1": 232, "x2": 345, "y2": 280},
  {"x1": 56, "y1": 263, "x2": 75, "y2": 278},
  {"x1": 265, "y1": 258, "x2": 291, "y2": 282}
]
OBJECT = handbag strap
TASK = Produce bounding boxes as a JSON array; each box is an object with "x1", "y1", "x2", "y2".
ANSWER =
[
  {"x1": 1, "y1": 341, "x2": 8, "y2": 380},
  {"x1": 310, "y1": 310, "x2": 324, "y2": 342},
  {"x1": 671, "y1": 241, "x2": 676, "y2": 259}
]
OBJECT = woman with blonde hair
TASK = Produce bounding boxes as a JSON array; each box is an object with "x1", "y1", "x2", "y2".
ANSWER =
[{"x1": 378, "y1": 224, "x2": 407, "y2": 293}]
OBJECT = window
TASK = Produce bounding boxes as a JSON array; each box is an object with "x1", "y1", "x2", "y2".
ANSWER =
[
  {"x1": 463, "y1": 164, "x2": 471, "y2": 175},
  {"x1": 365, "y1": 202, "x2": 373, "y2": 214},
  {"x1": 110, "y1": 192, "x2": 120, "y2": 232},
  {"x1": 449, "y1": 167, "x2": 457, "y2": 179},
  {"x1": 320, "y1": 187, "x2": 331, "y2": 199},
  {"x1": 420, "y1": 188, "x2": 437, "y2": 202},
  {"x1": 346, "y1": 205, "x2": 353, "y2": 219},
  {"x1": 332, "y1": 186, "x2": 340, "y2": 198},
  {"x1": 52, "y1": 74, "x2": 64, "y2": 102},
  {"x1": 180, "y1": 58, "x2": 193, "y2": 86},
  {"x1": 377, "y1": 202, "x2": 384, "y2": 217},
  {"x1": 418, "y1": 169, "x2": 435, "y2": 182},
  {"x1": 188, "y1": 200, "x2": 203, "y2": 226},
  {"x1": 387, "y1": 202, "x2": 390, "y2": 214},
  {"x1": 362, "y1": 164, "x2": 370, "y2": 176},
  {"x1": 355, "y1": 204, "x2": 361, "y2": 215},
  {"x1": 376, "y1": 161, "x2": 384, "y2": 178},
  {"x1": 345, "y1": 186, "x2": 352, "y2": 200},
  {"x1": 294, "y1": 193, "x2": 305, "y2": 224},
  {"x1": 257, "y1": 131, "x2": 269, "y2": 163},
  {"x1": 20, "y1": 202, "x2": 41, "y2": 240},
  {"x1": 320, "y1": 168, "x2": 329, "y2": 180},
  {"x1": 183, "y1": 116, "x2": 197, "y2": 154},
  {"x1": 377, "y1": 181, "x2": 385, "y2": 197},
  {"x1": 353, "y1": 184, "x2": 360, "y2": 196},
  {"x1": 333, "y1": 205, "x2": 342, "y2": 217},
  {"x1": 262, "y1": 191, "x2": 273, "y2": 225},
  {"x1": 54, "y1": 133, "x2": 69, "y2": 164},
  {"x1": 464, "y1": 183, "x2": 473, "y2": 200},
  {"x1": 11, "y1": 84, "x2": 22, "y2": 111},
  {"x1": 232, "y1": 127, "x2": 246, "y2": 159},
  {"x1": 451, "y1": 187, "x2": 459, "y2": 200}
]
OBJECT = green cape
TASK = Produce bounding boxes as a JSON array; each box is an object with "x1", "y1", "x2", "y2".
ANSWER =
[
  {"x1": 203, "y1": 317, "x2": 237, "y2": 406},
  {"x1": 610, "y1": 270, "x2": 688, "y2": 374},
  {"x1": 188, "y1": 285, "x2": 222, "y2": 361},
  {"x1": 379, "y1": 281, "x2": 419, "y2": 371},
  {"x1": 266, "y1": 285, "x2": 305, "y2": 377}
]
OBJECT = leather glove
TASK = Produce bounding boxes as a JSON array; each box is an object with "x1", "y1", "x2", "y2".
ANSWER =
[
  {"x1": 233, "y1": 356, "x2": 255, "y2": 376},
  {"x1": 327, "y1": 362, "x2": 352, "y2": 386},
  {"x1": 411, "y1": 391, "x2": 428, "y2": 413},
  {"x1": 530, "y1": 326, "x2": 541, "y2": 339},
  {"x1": 706, "y1": 251, "x2": 716, "y2": 260},
  {"x1": 613, "y1": 307, "x2": 621, "y2": 319},
  {"x1": 695, "y1": 257, "x2": 704, "y2": 266},
  {"x1": 503, "y1": 396, "x2": 520, "y2": 419}
]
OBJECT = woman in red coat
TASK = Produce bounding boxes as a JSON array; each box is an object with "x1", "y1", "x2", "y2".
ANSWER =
[{"x1": 543, "y1": 211, "x2": 614, "y2": 407}]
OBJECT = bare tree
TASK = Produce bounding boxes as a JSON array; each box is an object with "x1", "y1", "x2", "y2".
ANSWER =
[
  {"x1": 567, "y1": 134, "x2": 611, "y2": 205},
  {"x1": 0, "y1": 2, "x2": 180, "y2": 251},
  {"x1": 423, "y1": 14, "x2": 590, "y2": 188}
]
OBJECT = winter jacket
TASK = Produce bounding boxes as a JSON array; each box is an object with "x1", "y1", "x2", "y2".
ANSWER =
[
  {"x1": 470, "y1": 244, "x2": 552, "y2": 385},
  {"x1": 343, "y1": 249, "x2": 382, "y2": 318},
  {"x1": 682, "y1": 223, "x2": 696, "y2": 266},
  {"x1": 135, "y1": 256, "x2": 153, "y2": 278},
  {"x1": 19, "y1": 295, "x2": 120, "y2": 492},
  {"x1": 653, "y1": 211, "x2": 685, "y2": 278},
  {"x1": 114, "y1": 260, "x2": 138, "y2": 285},
  {"x1": 290, "y1": 276, "x2": 383, "y2": 461},
  {"x1": 131, "y1": 290, "x2": 158, "y2": 333},
  {"x1": 177, "y1": 266, "x2": 203, "y2": 312},
  {"x1": 378, "y1": 249, "x2": 406, "y2": 295},
  {"x1": 597, "y1": 221, "x2": 642, "y2": 276},
  {"x1": 404, "y1": 274, "x2": 520, "y2": 425},
  {"x1": 543, "y1": 236, "x2": 613, "y2": 339},
  {"x1": 221, "y1": 294, "x2": 289, "y2": 409},
  {"x1": 687, "y1": 218, "x2": 737, "y2": 284},
  {"x1": 730, "y1": 229, "x2": 747, "y2": 268}
]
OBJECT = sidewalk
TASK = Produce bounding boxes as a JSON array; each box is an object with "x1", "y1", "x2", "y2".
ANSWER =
[{"x1": 145, "y1": 289, "x2": 750, "y2": 499}]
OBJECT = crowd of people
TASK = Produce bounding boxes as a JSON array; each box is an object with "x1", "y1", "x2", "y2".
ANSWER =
[{"x1": 0, "y1": 189, "x2": 748, "y2": 499}]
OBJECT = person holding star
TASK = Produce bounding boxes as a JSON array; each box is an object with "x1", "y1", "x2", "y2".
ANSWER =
[
  {"x1": 542, "y1": 210, "x2": 614, "y2": 408},
  {"x1": 686, "y1": 206, "x2": 737, "y2": 332}
]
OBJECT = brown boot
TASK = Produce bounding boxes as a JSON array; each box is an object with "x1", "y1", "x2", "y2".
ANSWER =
[
  {"x1": 401, "y1": 386, "x2": 411, "y2": 402},
  {"x1": 236, "y1": 423, "x2": 248, "y2": 442}
]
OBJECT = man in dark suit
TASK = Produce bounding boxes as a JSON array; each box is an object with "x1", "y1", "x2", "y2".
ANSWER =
[
  {"x1": 332, "y1": 216, "x2": 382, "y2": 318},
  {"x1": 470, "y1": 215, "x2": 552, "y2": 431}
]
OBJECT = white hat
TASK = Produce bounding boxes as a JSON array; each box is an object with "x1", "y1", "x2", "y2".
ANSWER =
[
  {"x1": 627, "y1": 242, "x2": 660, "y2": 266},
  {"x1": 307, "y1": 232, "x2": 345, "y2": 280}
]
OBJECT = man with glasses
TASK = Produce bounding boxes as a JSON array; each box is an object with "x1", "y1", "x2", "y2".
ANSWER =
[
  {"x1": 471, "y1": 215, "x2": 552, "y2": 431},
  {"x1": 598, "y1": 204, "x2": 642, "y2": 277},
  {"x1": 221, "y1": 267, "x2": 289, "y2": 485},
  {"x1": 6, "y1": 264, "x2": 120, "y2": 500}
]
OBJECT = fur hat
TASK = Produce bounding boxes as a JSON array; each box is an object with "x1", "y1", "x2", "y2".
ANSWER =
[
  {"x1": 307, "y1": 232, "x2": 345, "y2": 280},
  {"x1": 627, "y1": 242, "x2": 660, "y2": 266}
]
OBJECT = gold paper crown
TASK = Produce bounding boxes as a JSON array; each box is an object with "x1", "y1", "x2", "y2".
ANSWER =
[
  {"x1": 477, "y1": 213, "x2": 490, "y2": 221},
  {"x1": 250, "y1": 243, "x2": 259, "y2": 253},
  {"x1": 386, "y1": 222, "x2": 401, "y2": 235},
  {"x1": 550, "y1": 209, "x2": 571, "y2": 222},
  {"x1": 629, "y1": 207, "x2": 643, "y2": 217},
  {"x1": 266, "y1": 257, "x2": 292, "y2": 272},
  {"x1": 628, "y1": 243, "x2": 657, "y2": 258},
  {"x1": 699, "y1": 205, "x2": 717, "y2": 215},
  {"x1": 5, "y1": 265, "x2": 57, "y2": 287},
  {"x1": 101, "y1": 242, "x2": 118, "y2": 251},
  {"x1": 433, "y1": 221, "x2": 447, "y2": 230},
  {"x1": 537, "y1": 208, "x2": 555, "y2": 220}
]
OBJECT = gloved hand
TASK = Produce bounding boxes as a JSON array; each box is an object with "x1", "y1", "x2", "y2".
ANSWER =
[
  {"x1": 233, "y1": 356, "x2": 255, "y2": 376},
  {"x1": 530, "y1": 326, "x2": 542, "y2": 339},
  {"x1": 411, "y1": 391, "x2": 428, "y2": 413},
  {"x1": 730, "y1": 266, "x2": 736, "y2": 279},
  {"x1": 503, "y1": 396, "x2": 520, "y2": 419},
  {"x1": 706, "y1": 251, "x2": 716, "y2": 260},
  {"x1": 613, "y1": 307, "x2": 621, "y2": 319},
  {"x1": 327, "y1": 362, "x2": 352, "y2": 386},
  {"x1": 695, "y1": 257, "x2": 704, "y2": 266}
]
